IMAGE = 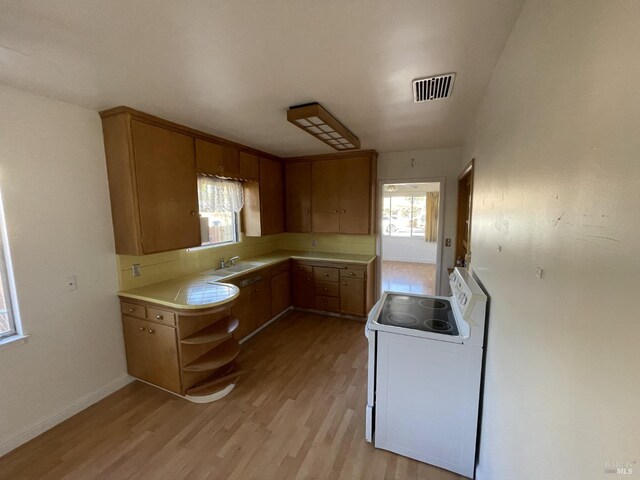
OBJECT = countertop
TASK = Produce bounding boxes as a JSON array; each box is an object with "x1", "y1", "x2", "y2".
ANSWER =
[{"x1": 118, "y1": 250, "x2": 375, "y2": 310}]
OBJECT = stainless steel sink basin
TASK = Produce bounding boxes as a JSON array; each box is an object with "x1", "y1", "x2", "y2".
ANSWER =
[{"x1": 221, "y1": 262, "x2": 262, "y2": 273}]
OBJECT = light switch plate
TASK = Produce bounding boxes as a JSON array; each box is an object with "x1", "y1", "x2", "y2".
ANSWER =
[{"x1": 132, "y1": 264, "x2": 141, "y2": 277}]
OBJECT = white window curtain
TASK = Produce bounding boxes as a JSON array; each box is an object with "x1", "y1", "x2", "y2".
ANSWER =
[{"x1": 197, "y1": 175, "x2": 244, "y2": 214}]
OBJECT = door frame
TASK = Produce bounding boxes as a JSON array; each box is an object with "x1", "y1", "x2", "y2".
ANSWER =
[{"x1": 375, "y1": 177, "x2": 446, "y2": 297}]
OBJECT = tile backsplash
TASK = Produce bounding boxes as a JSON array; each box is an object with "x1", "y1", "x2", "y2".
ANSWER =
[{"x1": 117, "y1": 233, "x2": 376, "y2": 290}]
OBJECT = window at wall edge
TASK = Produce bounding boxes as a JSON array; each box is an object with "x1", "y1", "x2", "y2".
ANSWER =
[{"x1": 0, "y1": 190, "x2": 23, "y2": 346}]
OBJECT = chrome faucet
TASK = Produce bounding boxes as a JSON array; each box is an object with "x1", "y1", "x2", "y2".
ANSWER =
[{"x1": 219, "y1": 256, "x2": 241, "y2": 269}]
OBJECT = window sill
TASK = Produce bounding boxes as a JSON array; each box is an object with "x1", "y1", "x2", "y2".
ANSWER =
[
  {"x1": 0, "y1": 333, "x2": 29, "y2": 352},
  {"x1": 187, "y1": 241, "x2": 240, "y2": 252}
]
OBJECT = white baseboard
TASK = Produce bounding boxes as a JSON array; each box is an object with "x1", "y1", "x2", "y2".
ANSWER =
[{"x1": 0, "y1": 374, "x2": 133, "y2": 457}]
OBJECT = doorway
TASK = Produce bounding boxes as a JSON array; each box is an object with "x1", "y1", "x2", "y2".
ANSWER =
[{"x1": 378, "y1": 181, "x2": 444, "y2": 296}]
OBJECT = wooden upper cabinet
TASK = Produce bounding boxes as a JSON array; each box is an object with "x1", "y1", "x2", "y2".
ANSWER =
[
  {"x1": 284, "y1": 161, "x2": 311, "y2": 233},
  {"x1": 338, "y1": 155, "x2": 371, "y2": 234},
  {"x1": 239, "y1": 151, "x2": 260, "y2": 181},
  {"x1": 101, "y1": 111, "x2": 201, "y2": 255},
  {"x1": 308, "y1": 152, "x2": 376, "y2": 235},
  {"x1": 260, "y1": 157, "x2": 285, "y2": 235},
  {"x1": 311, "y1": 159, "x2": 341, "y2": 233},
  {"x1": 131, "y1": 121, "x2": 201, "y2": 253},
  {"x1": 243, "y1": 157, "x2": 285, "y2": 237},
  {"x1": 195, "y1": 139, "x2": 240, "y2": 179}
]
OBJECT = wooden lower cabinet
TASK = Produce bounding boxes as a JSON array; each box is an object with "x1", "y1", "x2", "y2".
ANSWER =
[
  {"x1": 292, "y1": 263, "x2": 314, "y2": 309},
  {"x1": 291, "y1": 260, "x2": 375, "y2": 317},
  {"x1": 339, "y1": 277, "x2": 365, "y2": 316},
  {"x1": 120, "y1": 298, "x2": 241, "y2": 399},
  {"x1": 271, "y1": 268, "x2": 291, "y2": 317}
]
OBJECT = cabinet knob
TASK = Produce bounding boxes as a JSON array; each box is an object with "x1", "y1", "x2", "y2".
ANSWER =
[
  {"x1": 333, "y1": 209, "x2": 338, "y2": 214},
  {"x1": 255, "y1": 288, "x2": 260, "y2": 293},
  {"x1": 324, "y1": 287, "x2": 328, "y2": 291},
  {"x1": 341, "y1": 209, "x2": 346, "y2": 214},
  {"x1": 349, "y1": 272, "x2": 355, "y2": 276},
  {"x1": 305, "y1": 209, "x2": 310, "y2": 213},
  {"x1": 324, "y1": 301, "x2": 328, "y2": 305},
  {"x1": 190, "y1": 211, "x2": 196, "y2": 216},
  {"x1": 342, "y1": 282, "x2": 348, "y2": 285},
  {"x1": 148, "y1": 329, "x2": 155, "y2": 334},
  {"x1": 128, "y1": 308, "x2": 135, "y2": 313},
  {"x1": 323, "y1": 273, "x2": 329, "y2": 277},
  {"x1": 156, "y1": 314, "x2": 163, "y2": 320},
  {"x1": 138, "y1": 326, "x2": 145, "y2": 332},
  {"x1": 299, "y1": 266, "x2": 305, "y2": 270}
]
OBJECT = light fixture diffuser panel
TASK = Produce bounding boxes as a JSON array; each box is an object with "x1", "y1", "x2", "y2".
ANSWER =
[{"x1": 287, "y1": 102, "x2": 360, "y2": 151}]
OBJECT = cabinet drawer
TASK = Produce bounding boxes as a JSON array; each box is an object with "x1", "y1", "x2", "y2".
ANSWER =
[
  {"x1": 314, "y1": 267, "x2": 339, "y2": 283},
  {"x1": 147, "y1": 307, "x2": 176, "y2": 326},
  {"x1": 293, "y1": 262, "x2": 313, "y2": 274},
  {"x1": 121, "y1": 302, "x2": 146, "y2": 319},
  {"x1": 314, "y1": 281, "x2": 340, "y2": 297},
  {"x1": 315, "y1": 295, "x2": 340, "y2": 313},
  {"x1": 340, "y1": 265, "x2": 366, "y2": 279}
]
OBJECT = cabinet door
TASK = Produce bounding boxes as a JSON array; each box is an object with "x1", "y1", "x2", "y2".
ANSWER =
[
  {"x1": 122, "y1": 316, "x2": 181, "y2": 393},
  {"x1": 122, "y1": 316, "x2": 150, "y2": 381},
  {"x1": 271, "y1": 270, "x2": 291, "y2": 317},
  {"x1": 195, "y1": 139, "x2": 224, "y2": 176},
  {"x1": 239, "y1": 151, "x2": 260, "y2": 181},
  {"x1": 259, "y1": 157, "x2": 285, "y2": 235},
  {"x1": 311, "y1": 159, "x2": 341, "y2": 233},
  {"x1": 339, "y1": 156, "x2": 371, "y2": 234},
  {"x1": 222, "y1": 145, "x2": 240, "y2": 178},
  {"x1": 292, "y1": 264, "x2": 314, "y2": 309},
  {"x1": 340, "y1": 277, "x2": 366, "y2": 316},
  {"x1": 131, "y1": 120, "x2": 200, "y2": 253},
  {"x1": 145, "y1": 322, "x2": 182, "y2": 393},
  {"x1": 252, "y1": 277, "x2": 272, "y2": 327},
  {"x1": 285, "y1": 161, "x2": 311, "y2": 232}
]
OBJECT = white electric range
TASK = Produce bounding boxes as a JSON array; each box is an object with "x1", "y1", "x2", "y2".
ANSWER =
[{"x1": 365, "y1": 267, "x2": 487, "y2": 479}]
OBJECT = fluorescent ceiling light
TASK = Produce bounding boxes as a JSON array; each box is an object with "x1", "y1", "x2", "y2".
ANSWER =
[{"x1": 287, "y1": 102, "x2": 360, "y2": 151}]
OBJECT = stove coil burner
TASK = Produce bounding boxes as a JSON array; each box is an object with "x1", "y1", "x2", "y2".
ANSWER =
[
  {"x1": 423, "y1": 319, "x2": 453, "y2": 333},
  {"x1": 386, "y1": 313, "x2": 418, "y2": 326},
  {"x1": 390, "y1": 295, "x2": 415, "y2": 305},
  {"x1": 419, "y1": 299, "x2": 448, "y2": 310}
]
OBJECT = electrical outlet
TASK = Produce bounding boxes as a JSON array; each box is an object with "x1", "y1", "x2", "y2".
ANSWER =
[
  {"x1": 536, "y1": 267, "x2": 544, "y2": 279},
  {"x1": 66, "y1": 275, "x2": 77, "y2": 292},
  {"x1": 497, "y1": 245, "x2": 503, "y2": 253},
  {"x1": 445, "y1": 238, "x2": 451, "y2": 247},
  {"x1": 132, "y1": 264, "x2": 141, "y2": 277},
  {"x1": 311, "y1": 239, "x2": 317, "y2": 247}
]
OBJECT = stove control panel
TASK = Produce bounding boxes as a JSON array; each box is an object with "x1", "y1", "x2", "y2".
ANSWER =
[{"x1": 449, "y1": 268, "x2": 481, "y2": 320}]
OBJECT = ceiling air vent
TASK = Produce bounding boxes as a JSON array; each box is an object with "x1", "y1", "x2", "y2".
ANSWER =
[{"x1": 413, "y1": 73, "x2": 456, "y2": 103}]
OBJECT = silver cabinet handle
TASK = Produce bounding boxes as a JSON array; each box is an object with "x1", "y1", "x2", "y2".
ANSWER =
[
  {"x1": 128, "y1": 308, "x2": 135, "y2": 313},
  {"x1": 138, "y1": 326, "x2": 145, "y2": 332},
  {"x1": 323, "y1": 273, "x2": 329, "y2": 277},
  {"x1": 156, "y1": 315, "x2": 163, "y2": 320},
  {"x1": 148, "y1": 329, "x2": 155, "y2": 334}
]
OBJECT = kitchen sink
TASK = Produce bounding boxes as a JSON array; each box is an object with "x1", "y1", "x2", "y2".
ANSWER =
[{"x1": 221, "y1": 262, "x2": 262, "y2": 273}]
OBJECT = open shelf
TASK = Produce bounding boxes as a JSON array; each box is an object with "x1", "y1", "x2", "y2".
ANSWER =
[
  {"x1": 182, "y1": 338, "x2": 240, "y2": 372},
  {"x1": 185, "y1": 362, "x2": 243, "y2": 397},
  {"x1": 181, "y1": 317, "x2": 239, "y2": 345}
]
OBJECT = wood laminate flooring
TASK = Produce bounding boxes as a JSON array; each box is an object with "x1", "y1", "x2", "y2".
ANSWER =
[
  {"x1": 382, "y1": 261, "x2": 437, "y2": 295},
  {"x1": 0, "y1": 311, "x2": 464, "y2": 480}
]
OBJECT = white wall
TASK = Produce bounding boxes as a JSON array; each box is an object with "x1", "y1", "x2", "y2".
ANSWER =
[
  {"x1": 0, "y1": 85, "x2": 129, "y2": 455},
  {"x1": 463, "y1": 1, "x2": 640, "y2": 479},
  {"x1": 381, "y1": 237, "x2": 437, "y2": 264},
  {"x1": 378, "y1": 147, "x2": 463, "y2": 294}
]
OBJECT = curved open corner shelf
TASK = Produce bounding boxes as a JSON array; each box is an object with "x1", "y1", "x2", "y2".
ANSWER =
[
  {"x1": 181, "y1": 317, "x2": 239, "y2": 345},
  {"x1": 183, "y1": 338, "x2": 240, "y2": 372},
  {"x1": 185, "y1": 362, "x2": 243, "y2": 397}
]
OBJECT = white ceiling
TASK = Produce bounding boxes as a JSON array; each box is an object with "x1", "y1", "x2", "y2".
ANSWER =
[{"x1": 0, "y1": 0, "x2": 523, "y2": 157}]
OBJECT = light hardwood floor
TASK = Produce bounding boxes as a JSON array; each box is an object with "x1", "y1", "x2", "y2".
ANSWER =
[
  {"x1": 0, "y1": 311, "x2": 464, "y2": 480},
  {"x1": 382, "y1": 261, "x2": 437, "y2": 295}
]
